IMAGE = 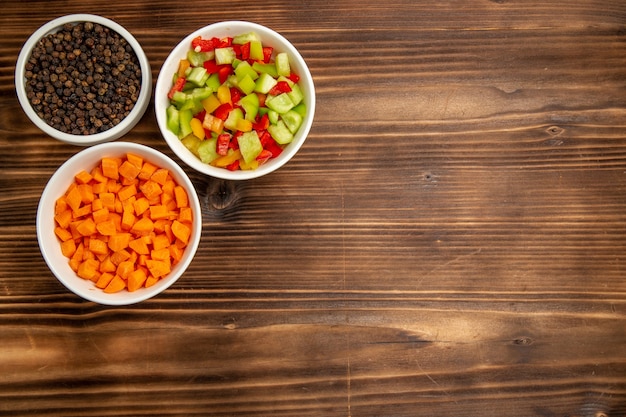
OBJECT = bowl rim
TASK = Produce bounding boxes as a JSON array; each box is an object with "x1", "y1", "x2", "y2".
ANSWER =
[
  {"x1": 15, "y1": 14, "x2": 152, "y2": 146},
  {"x1": 36, "y1": 141, "x2": 202, "y2": 305},
  {"x1": 155, "y1": 20, "x2": 315, "y2": 180}
]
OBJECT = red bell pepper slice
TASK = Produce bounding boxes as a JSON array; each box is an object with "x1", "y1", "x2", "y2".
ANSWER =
[
  {"x1": 218, "y1": 37, "x2": 233, "y2": 48},
  {"x1": 240, "y1": 42, "x2": 250, "y2": 60},
  {"x1": 167, "y1": 76, "x2": 186, "y2": 99},
  {"x1": 216, "y1": 134, "x2": 231, "y2": 156},
  {"x1": 288, "y1": 72, "x2": 300, "y2": 83},
  {"x1": 262, "y1": 47, "x2": 273, "y2": 63},
  {"x1": 203, "y1": 60, "x2": 222, "y2": 74},
  {"x1": 226, "y1": 160, "x2": 240, "y2": 171},
  {"x1": 218, "y1": 65, "x2": 233, "y2": 84},
  {"x1": 229, "y1": 87, "x2": 242, "y2": 105},
  {"x1": 252, "y1": 113, "x2": 269, "y2": 131},
  {"x1": 194, "y1": 110, "x2": 206, "y2": 121},
  {"x1": 213, "y1": 103, "x2": 232, "y2": 120},
  {"x1": 230, "y1": 131, "x2": 241, "y2": 150},
  {"x1": 268, "y1": 81, "x2": 292, "y2": 96},
  {"x1": 256, "y1": 149, "x2": 273, "y2": 165},
  {"x1": 191, "y1": 36, "x2": 220, "y2": 52},
  {"x1": 260, "y1": 133, "x2": 283, "y2": 157}
]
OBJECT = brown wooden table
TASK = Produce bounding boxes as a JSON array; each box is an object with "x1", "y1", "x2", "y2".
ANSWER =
[{"x1": 1, "y1": 1, "x2": 625, "y2": 416}]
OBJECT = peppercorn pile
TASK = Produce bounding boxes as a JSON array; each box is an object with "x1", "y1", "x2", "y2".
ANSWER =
[{"x1": 24, "y1": 21, "x2": 142, "y2": 136}]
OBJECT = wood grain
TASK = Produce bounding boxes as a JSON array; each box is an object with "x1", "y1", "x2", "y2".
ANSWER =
[{"x1": 1, "y1": 1, "x2": 625, "y2": 416}]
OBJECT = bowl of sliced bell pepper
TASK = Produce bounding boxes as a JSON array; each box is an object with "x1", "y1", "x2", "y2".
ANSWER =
[{"x1": 155, "y1": 21, "x2": 315, "y2": 180}]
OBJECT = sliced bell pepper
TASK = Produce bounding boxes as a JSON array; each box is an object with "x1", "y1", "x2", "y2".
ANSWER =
[
  {"x1": 213, "y1": 103, "x2": 233, "y2": 121},
  {"x1": 268, "y1": 81, "x2": 292, "y2": 96},
  {"x1": 218, "y1": 65, "x2": 233, "y2": 84},
  {"x1": 217, "y1": 133, "x2": 231, "y2": 156},
  {"x1": 288, "y1": 72, "x2": 300, "y2": 83},
  {"x1": 240, "y1": 42, "x2": 250, "y2": 60},
  {"x1": 168, "y1": 76, "x2": 186, "y2": 100},
  {"x1": 192, "y1": 36, "x2": 220, "y2": 52},
  {"x1": 226, "y1": 160, "x2": 240, "y2": 171},
  {"x1": 256, "y1": 149, "x2": 273, "y2": 164}
]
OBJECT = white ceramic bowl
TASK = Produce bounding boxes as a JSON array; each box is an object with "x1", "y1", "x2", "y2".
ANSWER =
[
  {"x1": 155, "y1": 21, "x2": 315, "y2": 180},
  {"x1": 37, "y1": 142, "x2": 202, "y2": 305},
  {"x1": 15, "y1": 14, "x2": 152, "y2": 146}
]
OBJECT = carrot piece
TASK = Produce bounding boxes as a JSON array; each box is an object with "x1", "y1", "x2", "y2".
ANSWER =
[
  {"x1": 171, "y1": 220, "x2": 191, "y2": 245},
  {"x1": 145, "y1": 275, "x2": 159, "y2": 288},
  {"x1": 117, "y1": 183, "x2": 137, "y2": 202},
  {"x1": 110, "y1": 249, "x2": 131, "y2": 265},
  {"x1": 138, "y1": 161, "x2": 158, "y2": 180},
  {"x1": 60, "y1": 239, "x2": 77, "y2": 258},
  {"x1": 133, "y1": 197, "x2": 150, "y2": 216},
  {"x1": 74, "y1": 170, "x2": 93, "y2": 185},
  {"x1": 92, "y1": 181, "x2": 107, "y2": 194},
  {"x1": 162, "y1": 178, "x2": 176, "y2": 194},
  {"x1": 118, "y1": 160, "x2": 141, "y2": 180},
  {"x1": 179, "y1": 207, "x2": 193, "y2": 224},
  {"x1": 77, "y1": 259, "x2": 100, "y2": 280},
  {"x1": 150, "y1": 168, "x2": 169, "y2": 186},
  {"x1": 121, "y1": 209, "x2": 136, "y2": 231},
  {"x1": 139, "y1": 180, "x2": 162, "y2": 201},
  {"x1": 77, "y1": 184, "x2": 95, "y2": 204},
  {"x1": 92, "y1": 207, "x2": 110, "y2": 224},
  {"x1": 91, "y1": 166, "x2": 108, "y2": 183},
  {"x1": 127, "y1": 268, "x2": 148, "y2": 292},
  {"x1": 76, "y1": 218, "x2": 97, "y2": 237},
  {"x1": 88, "y1": 238, "x2": 108, "y2": 256},
  {"x1": 114, "y1": 197, "x2": 123, "y2": 214},
  {"x1": 99, "y1": 256, "x2": 117, "y2": 273},
  {"x1": 95, "y1": 272, "x2": 115, "y2": 289},
  {"x1": 131, "y1": 217, "x2": 154, "y2": 236},
  {"x1": 107, "y1": 233, "x2": 131, "y2": 253},
  {"x1": 91, "y1": 198, "x2": 104, "y2": 211},
  {"x1": 104, "y1": 275, "x2": 126, "y2": 293},
  {"x1": 174, "y1": 186, "x2": 189, "y2": 208},
  {"x1": 54, "y1": 209, "x2": 73, "y2": 229},
  {"x1": 65, "y1": 187, "x2": 83, "y2": 212},
  {"x1": 55, "y1": 197, "x2": 69, "y2": 215},
  {"x1": 96, "y1": 219, "x2": 117, "y2": 236},
  {"x1": 151, "y1": 248, "x2": 171, "y2": 261},
  {"x1": 160, "y1": 189, "x2": 174, "y2": 207},
  {"x1": 149, "y1": 205, "x2": 170, "y2": 220},
  {"x1": 121, "y1": 195, "x2": 136, "y2": 213},
  {"x1": 54, "y1": 227, "x2": 73, "y2": 242},
  {"x1": 129, "y1": 237, "x2": 150, "y2": 255},
  {"x1": 101, "y1": 157, "x2": 120, "y2": 180},
  {"x1": 107, "y1": 179, "x2": 122, "y2": 194},
  {"x1": 108, "y1": 212, "x2": 122, "y2": 232},
  {"x1": 169, "y1": 245, "x2": 183, "y2": 263},
  {"x1": 126, "y1": 153, "x2": 143, "y2": 169},
  {"x1": 152, "y1": 233, "x2": 170, "y2": 251},
  {"x1": 145, "y1": 259, "x2": 171, "y2": 279},
  {"x1": 99, "y1": 192, "x2": 116, "y2": 211},
  {"x1": 116, "y1": 260, "x2": 134, "y2": 279},
  {"x1": 72, "y1": 204, "x2": 92, "y2": 219}
]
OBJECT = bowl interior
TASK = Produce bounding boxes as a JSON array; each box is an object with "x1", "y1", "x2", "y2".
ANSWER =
[
  {"x1": 15, "y1": 14, "x2": 152, "y2": 146},
  {"x1": 155, "y1": 21, "x2": 315, "y2": 180},
  {"x1": 37, "y1": 142, "x2": 201, "y2": 305}
]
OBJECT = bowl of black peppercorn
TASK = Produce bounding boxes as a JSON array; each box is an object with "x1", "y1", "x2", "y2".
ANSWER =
[{"x1": 15, "y1": 14, "x2": 152, "y2": 146}]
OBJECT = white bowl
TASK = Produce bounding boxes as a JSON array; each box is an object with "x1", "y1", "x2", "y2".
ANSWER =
[
  {"x1": 155, "y1": 21, "x2": 315, "y2": 180},
  {"x1": 15, "y1": 14, "x2": 152, "y2": 146},
  {"x1": 37, "y1": 142, "x2": 202, "y2": 305}
]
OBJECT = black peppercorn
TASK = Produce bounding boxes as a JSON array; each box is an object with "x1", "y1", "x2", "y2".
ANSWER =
[{"x1": 24, "y1": 21, "x2": 142, "y2": 135}]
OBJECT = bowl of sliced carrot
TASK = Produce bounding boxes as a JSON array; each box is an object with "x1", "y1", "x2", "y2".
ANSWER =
[{"x1": 37, "y1": 141, "x2": 202, "y2": 305}]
